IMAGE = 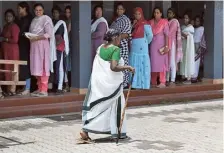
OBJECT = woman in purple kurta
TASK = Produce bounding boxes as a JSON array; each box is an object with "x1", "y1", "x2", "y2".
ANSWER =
[
  {"x1": 27, "y1": 3, "x2": 54, "y2": 97},
  {"x1": 149, "y1": 7, "x2": 169, "y2": 88},
  {"x1": 91, "y1": 5, "x2": 108, "y2": 63}
]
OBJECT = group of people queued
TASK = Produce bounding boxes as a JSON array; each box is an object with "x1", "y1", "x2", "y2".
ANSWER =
[
  {"x1": 0, "y1": 2, "x2": 207, "y2": 99},
  {"x1": 91, "y1": 3, "x2": 206, "y2": 90},
  {"x1": 0, "y1": 2, "x2": 72, "y2": 98},
  {"x1": 79, "y1": 4, "x2": 207, "y2": 141}
]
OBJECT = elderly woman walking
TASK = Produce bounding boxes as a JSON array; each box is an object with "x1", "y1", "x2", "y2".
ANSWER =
[{"x1": 79, "y1": 29, "x2": 134, "y2": 142}]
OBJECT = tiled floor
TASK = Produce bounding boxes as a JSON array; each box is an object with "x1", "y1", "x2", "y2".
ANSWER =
[{"x1": 0, "y1": 99, "x2": 223, "y2": 153}]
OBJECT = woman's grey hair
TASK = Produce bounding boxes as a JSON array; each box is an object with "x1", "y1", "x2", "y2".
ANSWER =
[{"x1": 104, "y1": 29, "x2": 120, "y2": 42}]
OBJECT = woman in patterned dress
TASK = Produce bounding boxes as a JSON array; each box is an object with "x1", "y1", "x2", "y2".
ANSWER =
[
  {"x1": 129, "y1": 7, "x2": 153, "y2": 89},
  {"x1": 110, "y1": 3, "x2": 132, "y2": 89}
]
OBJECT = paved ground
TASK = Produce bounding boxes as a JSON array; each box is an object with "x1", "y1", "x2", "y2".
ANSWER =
[{"x1": 0, "y1": 99, "x2": 223, "y2": 153}]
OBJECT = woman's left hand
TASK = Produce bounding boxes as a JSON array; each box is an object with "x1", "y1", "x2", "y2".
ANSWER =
[{"x1": 163, "y1": 46, "x2": 169, "y2": 54}]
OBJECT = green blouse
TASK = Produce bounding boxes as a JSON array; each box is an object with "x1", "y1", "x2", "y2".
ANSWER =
[{"x1": 99, "y1": 45, "x2": 120, "y2": 61}]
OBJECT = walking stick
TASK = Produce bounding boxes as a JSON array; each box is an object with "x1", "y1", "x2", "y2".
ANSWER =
[{"x1": 116, "y1": 72, "x2": 134, "y2": 144}]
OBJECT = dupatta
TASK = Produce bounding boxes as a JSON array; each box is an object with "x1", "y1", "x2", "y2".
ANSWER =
[
  {"x1": 169, "y1": 18, "x2": 183, "y2": 63},
  {"x1": 149, "y1": 18, "x2": 168, "y2": 36}
]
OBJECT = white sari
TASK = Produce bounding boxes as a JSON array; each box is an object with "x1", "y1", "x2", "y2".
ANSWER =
[
  {"x1": 82, "y1": 44, "x2": 127, "y2": 138},
  {"x1": 180, "y1": 25, "x2": 195, "y2": 78}
]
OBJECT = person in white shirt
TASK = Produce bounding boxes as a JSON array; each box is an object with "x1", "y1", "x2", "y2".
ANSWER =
[{"x1": 192, "y1": 16, "x2": 204, "y2": 82}]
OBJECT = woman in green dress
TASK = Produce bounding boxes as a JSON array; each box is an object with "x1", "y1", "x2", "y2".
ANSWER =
[{"x1": 79, "y1": 29, "x2": 135, "y2": 141}]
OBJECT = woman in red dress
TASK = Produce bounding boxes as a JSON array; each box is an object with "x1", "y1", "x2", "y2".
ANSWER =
[{"x1": 0, "y1": 9, "x2": 20, "y2": 95}]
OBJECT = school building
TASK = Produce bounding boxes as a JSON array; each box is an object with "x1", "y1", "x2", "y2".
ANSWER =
[{"x1": 0, "y1": 1, "x2": 223, "y2": 119}]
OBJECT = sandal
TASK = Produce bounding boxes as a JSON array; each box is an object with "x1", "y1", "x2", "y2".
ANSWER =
[
  {"x1": 34, "y1": 92, "x2": 48, "y2": 97},
  {"x1": 2, "y1": 92, "x2": 8, "y2": 97},
  {"x1": 16, "y1": 90, "x2": 30, "y2": 96},
  {"x1": 7, "y1": 92, "x2": 16, "y2": 96},
  {"x1": 183, "y1": 80, "x2": 191, "y2": 85},
  {"x1": 31, "y1": 90, "x2": 40, "y2": 96},
  {"x1": 156, "y1": 83, "x2": 166, "y2": 88},
  {"x1": 63, "y1": 86, "x2": 70, "y2": 93},
  {"x1": 0, "y1": 94, "x2": 4, "y2": 99},
  {"x1": 56, "y1": 89, "x2": 64, "y2": 95}
]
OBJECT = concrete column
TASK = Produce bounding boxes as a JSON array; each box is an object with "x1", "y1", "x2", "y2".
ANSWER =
[
  {"x1": 203, "y1": 1, "x2": 223, "y2": 83},
  {"x1": 71, "y1": 1, "x2": 92, "y2": 93},
  {"x1": 103, "y1": 1, "x2": 114, "y2": 22},
  {"x1": 0, "y1": 1, "x2": 2, "y2": 30},
  {"x1": 162, "y1": 1, "x2": 171, "y2": 17},
  {"x1": 152, "y1": 1, "x2": 171, "y2": 18}
]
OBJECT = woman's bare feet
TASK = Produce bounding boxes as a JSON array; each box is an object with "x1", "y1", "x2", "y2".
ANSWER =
[
  {"x1": 0, "y1": 93, "x2": 4, "y2": 99},
  {"x1": 80, "y1": 130, "x2": 91, "y2": 140},
  {"x1": 156, "y1": 83, "x2": 166, "y2": 88}
]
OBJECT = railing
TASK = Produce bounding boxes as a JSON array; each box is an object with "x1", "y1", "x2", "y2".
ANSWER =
[{"x1": 0, "y1": 60, "x2": 27, "y2": 85}]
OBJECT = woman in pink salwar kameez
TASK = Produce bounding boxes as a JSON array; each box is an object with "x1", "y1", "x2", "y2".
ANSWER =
[
  {"x1": 149, "y1": 7, "x2": 169, "y2": 88},
  {"x1": 27, "y1": 3, "x2": 54, "y2": 97},
  {"x1": 166, "y1": 8, "x2": 183, "y2": 86}
]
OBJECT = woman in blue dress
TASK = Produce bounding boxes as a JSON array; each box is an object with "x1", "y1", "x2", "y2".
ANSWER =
[{"x1": 129, "y1": 7, "x2": 153, "y2": 89}]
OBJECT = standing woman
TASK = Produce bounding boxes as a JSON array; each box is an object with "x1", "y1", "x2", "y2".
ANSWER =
[
  {"x1": 52, "y1": 5, "x2": 69, "y2": 94},
  {"x1": 166, "y1": 8, "x2": 183, "y2": 86},
  {"x1": 180, "y1": 13, "x2": 195, "y2": 84},
  {"x1": 27, "y1": 3, "x2": 54, "y2": 97},
  {"x1": 91, "y1": 5, "x2": 108, "y2": 63},
  {"x1": 17, "y1": 1, "x2": 33, "y2": 95},
  {"x1": 79, "y1": 29, "x2": 134, "y2": 141},
  {"x1": 63, "y1": 5, "x2": 71, "y2": 92},
  {"x1": 0, "y1": 9, "x2": 20, "y2": 95},
  {"x1": 149, "y1": 7, "x2": 169, "y2": 88},
  {"x1": 192, "y1": 16, "x2": 204, "y2": 82},
  {"x1": 110, "y1": 3, "x2": 132, "y2": 89},
  {"x1": 129, "y1": 7, "x2": 153, "y2": 89}
]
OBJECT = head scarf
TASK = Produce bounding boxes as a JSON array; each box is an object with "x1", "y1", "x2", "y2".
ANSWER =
[{"x1": 132, "y1": 7, "x2": 148, "y2": 39}]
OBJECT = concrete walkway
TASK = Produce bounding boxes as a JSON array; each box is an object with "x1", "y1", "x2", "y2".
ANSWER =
[{"x1": 0, "y1": 100, "x2": 223, "y2": 153}]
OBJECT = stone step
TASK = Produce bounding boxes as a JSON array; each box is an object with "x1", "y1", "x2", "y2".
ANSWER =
[
  {"x1": 0, "y1": 83, "x2": 222, "y2": 108},
  {"x1": 0, "y1": 90, "x2": 222, "y2": 119}
]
